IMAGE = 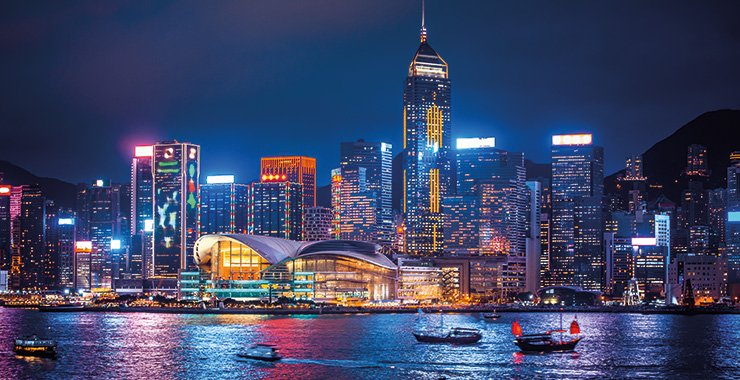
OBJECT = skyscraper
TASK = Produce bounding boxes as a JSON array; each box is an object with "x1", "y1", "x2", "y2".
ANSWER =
[
  {"x1": 19, "y1": 185, "x2": 46, "y2": 290},
  {"x1": 55, "y1": 213, "x2": 76, "y2": 289},
  {"x1": 251, "y1": 181, "x2": 303, "y2": 241},
  {"x1": 403, "y1": 14, "x2": 453, "y2": 254},
  {"x1": 550, "y1": 134, "x2": 604, "y2": 291},
  {"x1": 152, "y1": 141, "x2": 200, "y2": 278},
  {"x1": 304, "y1": 206, "x2": 332, "y2": 241},
  {"x1": 0, "y1": 185, "x2": 11, "y2": 270},
  {"x1": 726, "y1": 151, "x2": 740, "y2": 282},
  {"x1": 131, "y1": 145, "x2": 154, "y2": 279},
  {"x1": 199, "y1": 175, "x2": 249, "y2": 235},
  {"x1": 260, "y1": 156, "x2": 316, "y2": 209},
  {"x1": 333, "y1": 166, "x2": 378, "y2": 242},
  {"x1": 339, "y1": 140, "x2": 393, "y2": 244},
  {"x1": 89, "y1": 179, "x2": 121, "y2": 289}
]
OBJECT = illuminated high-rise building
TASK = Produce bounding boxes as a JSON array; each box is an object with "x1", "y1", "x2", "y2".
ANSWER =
[
  {"x1": 726, "y1": 151, "x2": 740, "y2": 282},
  {"x1": 260, "y1": 156, "x2": 316, "y2": 209},
  {"x1": 550, "y1": 134, "x2": 604, "y2": 291},
  {"x1": 152, "y1": 141, "x2": 200, "y2": 278},
  {"x1": 131, "y1": 145, "x2": 154, "y2": 279},
  {"x1": 340, "y1": 140, "x2": 393, "y2": 244},
  {"x1": 19, "y1": 185, "x2": 46, "y2": 290},
  {"x1": 0, "y1": 185, "x2": 10, "y2": 270},
  {"x1": 333, "y1": 166, "x2": 378, "y2": 242},
  {"x1": 402, "y1": 13, "x2": 453, "y2": 254},
  {"x1": 251, "y1": 181, "x2": 302, "y2": 241},
  {"x1": 685, "y1": 144, "x2": 710, "y2": 178},
  {"x1": 445, "y1": 139, "x2": 527, "y2": 295},
  {"x1": 89, "y1": 179, "x2": 121, "y2": 289},
  {"x1": 54, "y1": 213, "x2": 76, "y2": 289},
  {"x1": 199, "y1": 175, "x2": 249, "y2": 235}
]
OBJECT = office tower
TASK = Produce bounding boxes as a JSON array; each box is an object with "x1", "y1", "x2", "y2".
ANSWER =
[
  {"x1": 251, "y1": 181, "x2": 302, "y2": 240},
  {"x1": 75, "y1": 183, "x2": 91, "y2": 240},
  {"x1": 331, "y1": 169, "x2": 341, "y2": 238},
  {"x1": 709, "y1": 189, "x2": 727, "y2": 255},
  {"x1": 89, "y1": 180, "x2": 121, "y2": 289},
  {"x1": 539, "y1": 212, "x2": 551, "y2": 286},
  {"x1": 525, "y1": 180, "x2": 542, "y2": 293},
  {"x1": 550, "y1": 134, "x2": 604, "y2": 291},
  {"x1": 685, "y1": 144, "x2": 710, "y2": 178},
  {"x1": 199, "y1": 175, "x2": 249, "y2": 235},
  {"x1": 727, "y1": 151, "x2": 740, "y2": 282},
  {"x1": 444, "y1": 139, "x2": 527, "y2": 295},
  {"x1": 131, "y1": 145, "x2": 153, "y2": 279},
  {"x1": 333, "y1": 166, "x2": 378, "y2": 242},
  {"x1": 304, "y1": 206, "x2": 332, "y2": 241},
  {"x1": 260, "y1": 156, "x2": 316, "y2": 209},
  {"x1": 74, "y1": 241, "x2": 92, "y2": 290},
  {"x1": 603, "y1": 234, "x2": 633, "y2": 297},
  {"x1": 19, "y1": 185, "x2": 46, "y2": 290},
  {"x1": 0, "y1": 185, "x2": 10, "y2": 270},
  {"x1": 618, "y1": 155, "x2": 647, "y2": 214},
  {"x1": 152, "y1": 141, "x2": 200, "y2": 278},
  {"x1": 43, "y1": 200, "x2": 59, "y2": 289},
  {"x1": 55, "y1": 213, "x2": 76, "y2": 289},
  {"x1": 339, "y1": 140, "x2": 393, "y2": 244},
  {"x1": 402, "y1": 15, "x2": 453, "y2": 255}
]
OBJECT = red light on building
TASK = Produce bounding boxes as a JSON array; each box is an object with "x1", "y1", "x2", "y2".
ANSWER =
[
  {"x1": 0, "y1": 185, "x2": 10, "y2": 195},
  {"x1": 331, "y1": 175, "x2": 342, "y2": 183}
]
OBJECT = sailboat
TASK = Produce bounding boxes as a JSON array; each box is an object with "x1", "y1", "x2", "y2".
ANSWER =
[
  {"x1": 413, "y1": 310, "x2": 482, "y2": 344},
  {"x1": 512, "y1": 313, "x2": 582, "y2": 352}
]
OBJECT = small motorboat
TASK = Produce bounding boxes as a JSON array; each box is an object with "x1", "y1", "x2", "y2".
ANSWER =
[
  {"x1": 512, "y1": 314, "x2": 583, "y2": 353},
  {"x1": 14, "y1": 335, "x2": 57, "y2": 358},
  {"x1": 237, "y1": 344, "x2": 282, "y2": 362},
  {"x1": 482, "y1": 311, "x2": 501, "y2": 321},
  {"x1": 413, "y1": 327, "x2": 482, "y2": 344}
]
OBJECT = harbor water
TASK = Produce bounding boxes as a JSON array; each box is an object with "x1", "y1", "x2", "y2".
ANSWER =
[{"x1": 0, "y1": 308, "x2": 736, "y2": 379}]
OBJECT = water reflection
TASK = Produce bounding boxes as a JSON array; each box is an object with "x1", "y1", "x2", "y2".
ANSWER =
[{"x1": 0, "y1": 309, "x2": 739, "y2": 379}]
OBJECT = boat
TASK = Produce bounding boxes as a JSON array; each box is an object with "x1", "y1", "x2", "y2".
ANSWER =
[
  {"x1": 413, "y1": 327, "x2": 483, "y2": 344},
  {"x1": 512, "y1": 314, "x2": 582, "y2": 353},
  {"x1": 14, "y1": 335, "x2": 57, "y2": 358},
  {"x1": 482, "y1": 311, "x2": 501, "y2": 320},
  {"x1": 237, "y1": 344, "x2": 282, "y2": 362}
]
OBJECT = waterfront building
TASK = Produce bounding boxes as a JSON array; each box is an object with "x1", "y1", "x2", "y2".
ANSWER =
[
  {"x1": 48, "y1": 210, "x2": 76, "y2": 290},
  {"x1": 89, "y1": 179, "x2": 121, "y2": 290},
  {"x1": 539, "y1": 212, "x2": 552, "y2": 286},
  {"x1": 18, "y1": 185, "x2": 46, "y2": 290},
  {"x1": 550, "y1": 134, "x2": 604, "y2": 291},
  {"x1": 402, "y1": 16, "x2": 453, "y2": 255},
  {"x1": 261, "y1": 156, "x2": 316, "y2": 209},
  {"x1": 538, "y1": 285, "x2": 603, "y2": 306},
  {"x1": 303, "y1": 206, "x2": 332, "y2": 241},
  {"x1": 199, "y1": 175, "x2": 249, "y2": 235},
  {"x1": 251, "y1": 181, "x2": 303, "y2": 241},
  {"x1": 667, "y1": 253, "x2": 727, "y2": 304},
  {"x1": 332, "y1": 166, "x2": 378, "y2": 242},
  {"x1": 187, "y1": 235, "x2": 397, "y2": 303},
  {"x1": 603, "y1": 233, "x2": 633, "y2": 298},
  {"x1": 75, "y1": 183, "x2": 91, "y2": 241},
  {"x1": 445, "y1": 140, "x2": 527, "y2": 296},
  {"x1": 131, "y1": 145, "x2": 154, "y2": 279},
  {"x1": 726, "y1": 151, "x2": 740, "y2": 282},
  {"x1": 525, "y1": 180, "x2": 542, "y2": 293},
  {"x1": 0, "y1": 185, "x2": 10, "y2": 270},
  {"x1": 74, "y1": 241, "x2": 92, "y2": 290},
  {"x1": 152, "y1": 141, "x2": 200, "y2": 278},
  {"x1": 339, "y1": 140, "x2": 393, "y2": 245},
  {"x1": 396, "y1": 260, "x2": 442, "y2": 303}
]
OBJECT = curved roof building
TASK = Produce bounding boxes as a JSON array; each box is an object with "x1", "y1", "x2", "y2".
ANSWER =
[{"x1": 192, "y1": 234, "x2": 398, "y2": 302}]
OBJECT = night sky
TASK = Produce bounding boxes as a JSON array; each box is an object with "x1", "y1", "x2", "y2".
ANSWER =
[{"x1": 2, "y1": 1, "x2": 739, "y2": 186}]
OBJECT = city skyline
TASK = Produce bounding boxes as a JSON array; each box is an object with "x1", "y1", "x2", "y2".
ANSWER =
[{"x1": 2, "y1": 1, "x2": 740, "y2": 186}]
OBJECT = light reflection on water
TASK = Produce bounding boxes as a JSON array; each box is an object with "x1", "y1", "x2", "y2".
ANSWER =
[{"x1": 0, "y1": 308, "x2": 738, "y2": 379}]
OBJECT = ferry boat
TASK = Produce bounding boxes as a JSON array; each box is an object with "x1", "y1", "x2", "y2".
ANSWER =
[
  {"x1": 482, "y1": 311, "x2": 501, "y2": 321},
  {"x1": 14, "y1": 335, "x2": 57, "y2": 358},
  {"x1": 237, "y1": 344, "x2": 282, "y2": 362},
  {"x1": 512, "y1": 314, "x2": 582, "y2": 353},
  {"x1": 413, "y1": 327, "x2": 482, "y2": 344}
]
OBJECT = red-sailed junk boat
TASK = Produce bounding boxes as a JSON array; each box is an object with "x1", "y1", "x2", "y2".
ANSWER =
[{"x1": 512, "y1": 314, "x2": 582, "y2": 353}]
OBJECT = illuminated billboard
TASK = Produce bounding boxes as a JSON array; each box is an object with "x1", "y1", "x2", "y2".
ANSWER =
[
  {"x1": 552, "y1": 134, "x2": 593, "y2": 146},
  {"x1": 75, "y1": 241, "x2": 93, "y2": 252},
  {"x1": 456, "y1": 137, "x2": 495, "y2": 150},
  {"x1": 58, "y1": 218, "x2": 74, "y2": 225},
  {"x1": 631, "y1": 237, "x2": 657, "y2": 246},
  {"x1": 111, "y1": 239, "x2": 121, "y2": 250},
  {"x1": 135, "y1": 145, "x2": 154, "y2": 157},
  {"x1": 207, "y1": 175, "x2": 235, "y2": 184},
  {"x1": 0, "y1": 185, "x2": 10, "y2": 195},
  {"x1": 94, "y1": 179, "x2": 110, "y2": 187},
  {"x1": 729, "y1": 211, "x2": 740, "y2": 223},
  {"x1": 144, "y1": 219, "x2": 154, "y2": 232}
]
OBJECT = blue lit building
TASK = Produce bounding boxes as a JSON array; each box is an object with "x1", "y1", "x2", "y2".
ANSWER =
[
  {"x1": 550, "y1": 134, "x2": 604, "y2": 291},
  {"x1": 251, "y1": 181, "x2": 303, "y2": 241},
  {"x1": 727, "y1": 151, "x2": 740, "y2": 283},
  {"x1": 403, "y1": 19, "x2": 453, "y2": 255},
  {"x1": 199, "y1": 175, "x2": 249, "y2": 235},
  {"x1": 131, "y1": 145, "x2": 154, "y2": 279}
]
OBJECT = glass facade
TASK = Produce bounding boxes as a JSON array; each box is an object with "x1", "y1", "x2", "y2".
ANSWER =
[
  {"x1": 260, "y1": 156, "x2": 316, "y2": 209},
  {"x1": 251, "y1": 182, "x2": 303, "y2": 241},
  {"x1": 131, "y1": 148, "x2": 153, "y2": 279},
  {"x1": 199, "y1": 182, "x2": 249, "y2": 235},
  {"x1": 403, "y1": 28, "x2": 453, "y2": 255}
]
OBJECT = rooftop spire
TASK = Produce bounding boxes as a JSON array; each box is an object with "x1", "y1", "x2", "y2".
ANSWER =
[{"x1": 420, "y1": 0, "x2": 427, "y2": 42}]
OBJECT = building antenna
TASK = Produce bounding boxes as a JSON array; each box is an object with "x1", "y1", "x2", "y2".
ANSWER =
[{"x1": 420, "y1": 0, "x2": 428, "y2": 42}]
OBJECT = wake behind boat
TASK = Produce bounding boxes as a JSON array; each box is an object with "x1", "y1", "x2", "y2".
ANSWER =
[
  {"x1": 413, "y1": 327, "x2": 482, "y2": 344},
  {"x1": 512, "y1": 314, "x2": 582, "y2": 353}
]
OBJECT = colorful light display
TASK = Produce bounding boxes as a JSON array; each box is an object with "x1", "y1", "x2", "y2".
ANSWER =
[{"x1": 552, "y1": 134, "x2": 593, "y2": 146}]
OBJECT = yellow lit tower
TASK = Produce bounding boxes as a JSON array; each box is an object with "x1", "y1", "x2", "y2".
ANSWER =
[{"x1": 403, "y1": 3, "x2": 452, "y2": 254}]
